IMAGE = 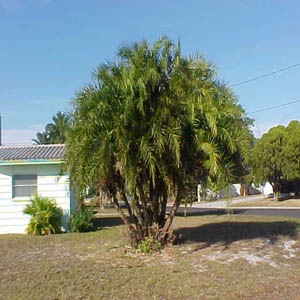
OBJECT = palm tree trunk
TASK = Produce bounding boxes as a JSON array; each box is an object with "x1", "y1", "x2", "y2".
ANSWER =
[
  {"x1": 137, "y1": 181, "x2": 150, "y2": 236},
  {"x1": 113, "y1": 196, "x2": 138, "y2": 247},
  {"x1": 160, "y1": 188, "x2": 183, "y2": 244}
]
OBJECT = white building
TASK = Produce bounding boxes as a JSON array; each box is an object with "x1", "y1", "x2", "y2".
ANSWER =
[{"x1": 0, "y1": 144, "x2": 75, "y2": 234}]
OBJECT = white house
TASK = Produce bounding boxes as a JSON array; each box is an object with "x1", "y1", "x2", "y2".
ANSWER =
[
  {"x1": 0, "y1": 144, "x2": 75, "y2": 234},
  {"x1": 197, "y1": 183, "x2": 262, "y2": 201},
  {"x1": 263, "y1": 182, "x2": 274, "y2": 197}
]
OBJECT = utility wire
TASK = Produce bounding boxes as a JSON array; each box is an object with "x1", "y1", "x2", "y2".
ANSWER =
[
  {"x1": 230, "y1": 63, "x2": 300, "y2": 87},
  {"x1": 248, "y1": 99, "x2": 300, "y2": 114}
]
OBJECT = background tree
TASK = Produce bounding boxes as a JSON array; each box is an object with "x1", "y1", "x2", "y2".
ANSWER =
[
  {"x1": 251, "y1": 125, "x2": 286, "y2": 198},
  {"x1": 251, "y1": 121, "x2": 300, "y2": 198},
  {"x1": 282, "y1": 121, "x2": 300, "y2": 195},
  {"x1": 66, "y1": 37, "x2": 252, "y2": 248},
  {"x1": 33, "y1": 111, "x2": 70, "y2": 144}
]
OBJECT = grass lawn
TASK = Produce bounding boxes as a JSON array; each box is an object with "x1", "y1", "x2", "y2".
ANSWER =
[
  {"x1": 233, "y1": 198, "x2": 300, "y2": 207},
  {"x1": 1, "y1": 214, "x2": 300, "y2": 300}
]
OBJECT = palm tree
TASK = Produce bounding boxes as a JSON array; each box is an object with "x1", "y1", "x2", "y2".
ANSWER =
[
  {"x1": 33, "y1": 111, "x2": 70, "y2": 144},
  {"x1": 66, "y1": 37, "x2": 252, "y2": 247},
  {"x1": 32, "y1": 131, "x2": 50, "y2": 145}
]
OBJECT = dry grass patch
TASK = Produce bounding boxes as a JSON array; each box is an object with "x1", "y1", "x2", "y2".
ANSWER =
[
  {"x1": 233, "y1": 198, "x2": 300, "y2": 207},
  {"x1": 0, "y1": 215, "x2": 300, "y2": 299}
]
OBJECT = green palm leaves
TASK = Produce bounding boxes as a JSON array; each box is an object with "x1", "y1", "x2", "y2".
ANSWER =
[
  {"x1": 23, "y1": 196, "x2": 63, "y2": 235},
  {"x1": 33, "y1": 111, "x2": 70, "y2": 144},
  {"x1": 66, "y1": 37, "x2": 252, "y2": 247}
]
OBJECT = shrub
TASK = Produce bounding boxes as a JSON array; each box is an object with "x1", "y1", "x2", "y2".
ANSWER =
[
  {"x1": 23, "y1": 195, "x2": 63, "y2": 235},
  {"x1": 137, "y1": 237, "x2": 162, "y2": 254},
  {"x1": 69, "y1": 207, "x2": 94, "y2": 232}
]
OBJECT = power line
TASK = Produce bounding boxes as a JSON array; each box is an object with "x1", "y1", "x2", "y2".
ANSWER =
[
  {"x1": 248, "y1": 99, "x2": 300, "y2": 114},
  {"x1": 230, "y1": 63, "x2": 300, "y2": 87},
  {"x1": 228, "y1": 63, "x2": 300, "y2": 115}
]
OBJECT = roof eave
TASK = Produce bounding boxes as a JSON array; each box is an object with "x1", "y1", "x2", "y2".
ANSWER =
[{"x1": 0, "y1": 159, "x2": 64, "y2": 166}]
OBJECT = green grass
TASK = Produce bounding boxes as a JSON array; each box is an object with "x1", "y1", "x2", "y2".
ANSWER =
[{"x1": 0, "y1": 214, "x2": 300, "y2": 299}]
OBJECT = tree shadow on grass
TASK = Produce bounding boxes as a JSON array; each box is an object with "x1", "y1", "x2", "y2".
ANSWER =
[
  {"x1": 93, "y1": 216, "x2": 124, "y2": 230},
  {"x1": 174, "y1": 221, "x2": 300, "y2": 250},
  {"x1": 175, "y1": 209, "x2": 227, "y2": 217}
]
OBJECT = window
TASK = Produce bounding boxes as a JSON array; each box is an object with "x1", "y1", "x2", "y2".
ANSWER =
[{"x1": 13, "y1": 174, "x2": 37, "y2": 198}]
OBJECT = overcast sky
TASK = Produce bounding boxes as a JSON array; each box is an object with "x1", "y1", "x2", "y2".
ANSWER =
[{"x1": 1, "y1": 0, "x2": 300, "y2": 144}]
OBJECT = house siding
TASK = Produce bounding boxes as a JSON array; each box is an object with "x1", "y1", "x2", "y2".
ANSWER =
[{"x1": 0, "y1": 164, "x2": 71, "y2": 234}]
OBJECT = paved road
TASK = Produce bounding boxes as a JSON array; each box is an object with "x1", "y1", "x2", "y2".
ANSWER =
[
  {"x1": 178, "y1": 194, "x2": 300, "y2": 218},
  {"x1": 176, "y1": 207, "x2": 300, "y2": 218}
]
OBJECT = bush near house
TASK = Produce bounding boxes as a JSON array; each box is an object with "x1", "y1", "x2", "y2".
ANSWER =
[
  {"x1": 23, "y1": 195, "x2": 63, "y2": 235},
  {"x1": 69, "y1": 207, "x2": 94, "y2": 233}
]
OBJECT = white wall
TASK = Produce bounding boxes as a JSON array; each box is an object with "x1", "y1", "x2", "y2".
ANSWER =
[
  {"x1": 0, "y1": 163, "x2": 71, "y2": 234},
  {"x1": 197, "y1": 183, "x2": 263, "y2": 201},
  {"x1": 263, "y1": 182, "x2": 274, "y2": 197},
  {"x1": 218, "y1": 184, "x2": 241, "y2": 199}
]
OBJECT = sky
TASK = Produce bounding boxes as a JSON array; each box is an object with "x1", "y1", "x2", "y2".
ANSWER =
[{"x1": 1, "y1": 0, "x2": 300, "y2": 145}]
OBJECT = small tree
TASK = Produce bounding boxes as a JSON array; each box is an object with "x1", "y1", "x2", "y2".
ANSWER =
[{"x1": 66, "y1": 37, "x2": 252, "y2": 247}]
